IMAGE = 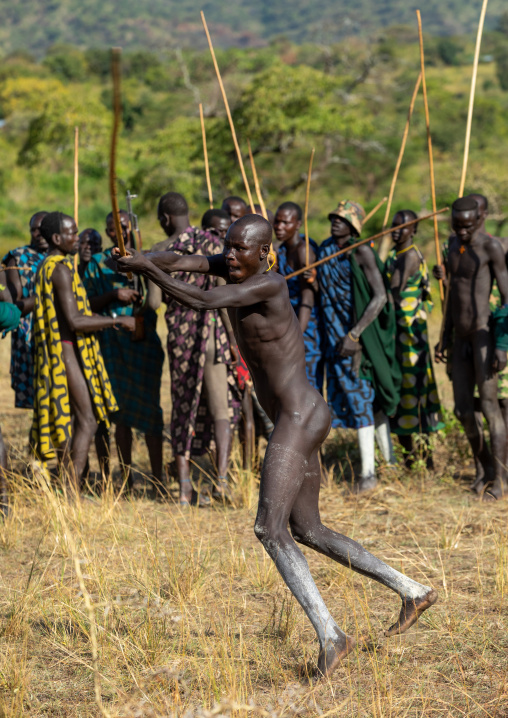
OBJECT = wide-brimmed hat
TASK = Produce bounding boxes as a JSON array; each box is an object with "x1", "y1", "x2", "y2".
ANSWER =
[{"x1": 328, "y1": 200, "x2": 365, "y2": 236}]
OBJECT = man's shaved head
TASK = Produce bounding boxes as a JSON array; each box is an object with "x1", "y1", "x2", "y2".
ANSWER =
[
  {"x1": 228, "y1": 214, "x2": 273, "y2": 246},
  {"x1": 158, "y1": 192, "x2": 188, "y2": 217}
]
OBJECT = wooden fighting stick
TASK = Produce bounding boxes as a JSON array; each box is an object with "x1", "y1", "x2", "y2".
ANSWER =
[
  {"x1": 199, "y1": 103, "x2": 213, "y2": 209},
  {"x1": 73, "y1": 126, "x2": 79, "y2": 272},
  {"x1": 437, "y1": 0, "x2": 489, "y2": 355},
  {"x1": 303, "y1": 148, "x2": 315, "y2": 267},
  {"x1": 109, "y1": 47, "x2": 131, "y2": 279},
  {"x1": 378, "y1": 73, "x2": 422, "y2": 261},
  {"x1": 364, "y1": 196, "x2": 388, "y2": 224},
  {"x1": 417, "y1": 10, "x2": 444, "y2": 302},
  {"x1": 201, "y1": 12, "x2": 255, "y2": 213},
  {"x1": 247, "y1": 140, "x2": 268, "y2": 220},
  {"x1": 458, "y1": 0, "x2": 489, "y2": 198},
  {"x1": 284, "y1": 208, "x2": 449, "y2": 281}
]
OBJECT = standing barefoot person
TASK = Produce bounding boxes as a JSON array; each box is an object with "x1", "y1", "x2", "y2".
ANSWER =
[
  {"x1": 385, "y1": 210, "x2": 444, "y2": 468},
  {"x1": 115, "y1": 214, "x2": 437, "y2": 678},
  {"x1": 30, "y1": 212, "x2": 134, "y2": 496},
  {"x1": 436, "y1": 197, "x2": 508, "y2": 499}
]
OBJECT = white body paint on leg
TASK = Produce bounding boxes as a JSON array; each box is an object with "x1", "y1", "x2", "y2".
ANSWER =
[
  {"x1": 374, "y1": 411, "x2": 396, "y2": 464},
  {"x1": 358, "y1": 424, "x2": 375, "y2": 479}
]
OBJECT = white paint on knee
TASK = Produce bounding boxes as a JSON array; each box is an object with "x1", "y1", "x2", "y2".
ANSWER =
[
  {"x1": 358, "y1": 425, "x2": 375, "y2": 479},
  {"x1": 374, "y1": 411, "x2": 396, "y2": 464}
]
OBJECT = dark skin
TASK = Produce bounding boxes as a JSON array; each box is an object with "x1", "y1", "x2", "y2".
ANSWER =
[
  {"x1": 221, "y1": 199, "x2": 247, "y2": 223},
  {"x1": 204, "y1": 215, "x2": 231, "y2": 241},
  {"x1": 90, "y1": 212, "x2": 162, "y2": 489},
  {"x1": 114, "y1": 215, "x2": 437, "y2": 678},
  {"x1": 7, "y1": 212, "x2": 48, "y2": 317},
  {"x1": 153, "y1": 203, "x2": 234, "y2": 503},
  {"x1": 151, "y1": 204, "x2": 191, "y2": 253},
  {"x1": 436, "y1": 208, "x2": 508, "y2": 499},
  {"x1": 273, "y1": 207, "x2": 317, "y2": 333},
  {"x1": 78, "y1": 229, "x2": 102, "y2": 278},
  {"x1": 389, "y1": 212, "x2": 433, "y2": 467},
  {"x1": 47, "y1": 217, "x2": 135, "y2": 495}
]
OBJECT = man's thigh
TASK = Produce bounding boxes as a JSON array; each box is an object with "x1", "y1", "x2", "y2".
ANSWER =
[
  {"x1": 62, "y1": 343, "x2": 95, "y2": 426},
  {"x1": 452, "y1": 335, "x2": 476, "y2": 414},
  {"x1": 472, "y1": 329, "x2": 498, "y2": 401}
]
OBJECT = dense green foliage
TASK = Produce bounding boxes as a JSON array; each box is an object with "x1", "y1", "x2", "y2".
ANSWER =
[
  {"x1": 1, "y1": 26, "x2": 508, "y2": 256},
  {"x1": 1, "y1": 0, "x2": 508, "y2": 54}
]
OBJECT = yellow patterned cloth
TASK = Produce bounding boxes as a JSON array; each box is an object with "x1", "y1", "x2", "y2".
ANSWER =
[{"x1": 30, "y1": 254, "x2": 118, "y2": 462}]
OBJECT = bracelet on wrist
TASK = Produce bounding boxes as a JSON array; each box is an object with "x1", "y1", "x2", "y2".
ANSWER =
[{"x1": 348, "y1": 331, "x2": 360, "y2": 343}]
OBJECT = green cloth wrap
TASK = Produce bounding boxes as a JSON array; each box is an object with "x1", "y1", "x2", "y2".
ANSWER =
[
  {"x1": 350, "y1": 248, "x2": 402, "y2": 417},
  {"x1": 493, "y1": 306, "x2": 508, "y2": 351},
  {"x1": 0, "y1": 301, "x2": 21, "y2": 336}
]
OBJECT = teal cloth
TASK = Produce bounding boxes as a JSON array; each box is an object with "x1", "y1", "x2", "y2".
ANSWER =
[
  {"x1": 493, "y1": 306, "x2": 508, "y2": 351},
  {"x1": 350, "y1": 248, "x2": 402, "y2": 417},
  {"x1": 0, "y1": 301, "x2": 22, "y2": 336}
]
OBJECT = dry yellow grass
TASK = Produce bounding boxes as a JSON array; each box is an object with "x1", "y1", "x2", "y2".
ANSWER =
[{"x1": 0, "y1": 315, "x2": 507, "y2": 717}]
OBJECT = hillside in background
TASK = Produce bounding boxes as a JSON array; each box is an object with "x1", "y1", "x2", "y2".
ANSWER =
[
  {"x1": 2, "y1": 25, "x2": 508, "y2": 256},
  {"x1": 0, "y1": 0, "x2": 507, "y2": 54}
]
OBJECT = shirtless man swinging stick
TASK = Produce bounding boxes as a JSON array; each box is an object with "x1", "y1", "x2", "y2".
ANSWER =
[{"x1": 115, "y1": 214, "x2": 437, "y2": 677}]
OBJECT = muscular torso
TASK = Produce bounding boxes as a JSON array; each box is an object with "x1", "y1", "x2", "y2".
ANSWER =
[
  {"x1": 448, "y1": 234, "x2": 495, "y2": 337},
  {"x1": 228, "y1": 274, "x2": 322, "y2": 423}
]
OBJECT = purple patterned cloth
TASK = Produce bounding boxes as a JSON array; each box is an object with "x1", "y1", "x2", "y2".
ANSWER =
[{"x1": 165, "y1": 227, "x2": 240, "y2": 458}]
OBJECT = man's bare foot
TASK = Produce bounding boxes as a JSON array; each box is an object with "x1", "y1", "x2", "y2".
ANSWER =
[
  {"x1": 317, "y1": 634, "x2": 356, "y2": 678},
  {"x1": 385, "y1": 588, "x2": 438, "y2": 637},
  {"x1": 480, "y1": 479, "x2": 507, "y2": 501},
  {"x1": 354, "y1": 475, "x2": 377, "y2": 494}
]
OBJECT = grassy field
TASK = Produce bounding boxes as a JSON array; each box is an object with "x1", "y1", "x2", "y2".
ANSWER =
[{"x1": 0, "y1": 311, "x2": 507, "y2": 716}]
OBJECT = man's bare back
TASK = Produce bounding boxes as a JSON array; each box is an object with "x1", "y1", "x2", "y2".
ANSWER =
[{"x1": 115, "y1": 214, "x2": 437, "y2": 678}]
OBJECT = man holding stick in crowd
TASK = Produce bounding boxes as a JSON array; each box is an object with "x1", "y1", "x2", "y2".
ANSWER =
[
  {"x1": 155, "y1": 191, "x2": 240, "y2": 504},
  {"x1": 83, "y1": 210, "x2": 164, "y2": 489},
  {"x1": 318, "y1": 201, "x2": 400, "y2": 491},
  {"x1": 436, "y1": 196, "x2": 508, "y2": 500},
  {"x1": 114, "y1": 213, "x2": 437, "y2": 677}
]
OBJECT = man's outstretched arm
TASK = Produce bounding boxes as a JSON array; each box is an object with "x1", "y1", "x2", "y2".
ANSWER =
[
  {"x1": 116, "y1": 251, "x2": 278, "y2": 310},
  {"x1": 140, "y1": 249, "x2": 229, "y2": 278}
]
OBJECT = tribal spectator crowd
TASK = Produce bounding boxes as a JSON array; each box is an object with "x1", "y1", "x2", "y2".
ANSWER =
[{"x1": 1, "y1": 188, "x2": 507, "y2": 511}]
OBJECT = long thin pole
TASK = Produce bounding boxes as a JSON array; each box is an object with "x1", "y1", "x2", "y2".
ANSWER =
[
  {"x1": 284, "y1": 208, "x2": 448, "y2": 281},
  {"x1": 201, "y1": 12, "x2": 255, "y2": 213},
  {"x1": 199, "y1": 103, "x2": 213, "y2": 209},
  {"x1": 382, "y1": 74, "x2": 421, "y2": 230},
  {"x1": 365, "y1": 196, "x2": 388, "y2": 224},
  {"x1": 73, "y1": 126, "x2": 79, "y2": 272},
  {"x1": 417, "y1": 10, "x2": 444, "y2": 301},
  {"x1": 109, "y1": 49, "x2": 126, "y2": 257},
  {"x1": 247, "y1": 140, "x2": 268, "y2": 220},
  {"x1": 378, "y1": 74, "x2": 421, "y2": 260},
  {"x1": 458, "y1": 0, "x2": 489, "y2": 197},
  {"x1": 74, "y1": 126, "x2": 79, "y2": 225},
  {"x1": 109, "y1": 48, "x2": 131, "y2": 279},
  {"x1": 304, "y1": 148, "x2": 315, "y2": 266}
]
